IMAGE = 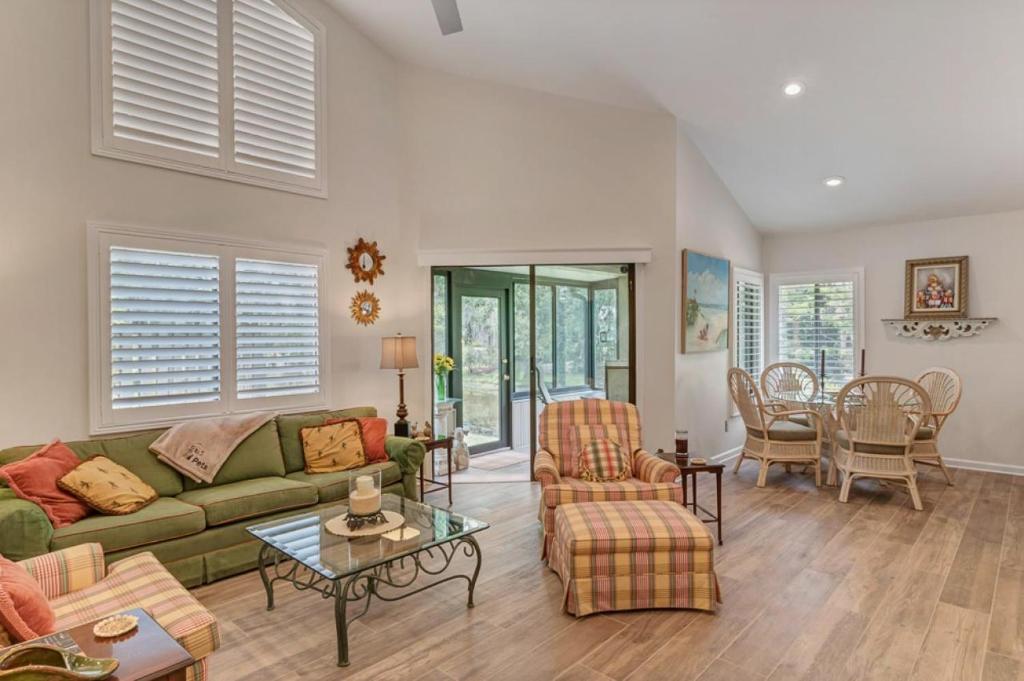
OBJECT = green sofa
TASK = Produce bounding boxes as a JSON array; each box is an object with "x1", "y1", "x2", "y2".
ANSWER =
[{"x1": 0, "y1": 407, "x2": 425, "y2": 587}]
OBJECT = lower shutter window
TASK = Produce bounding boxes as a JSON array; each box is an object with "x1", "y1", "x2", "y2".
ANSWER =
[
  {"x1": 235, "y1": 258, "x2": 320, "y2": 399},
  {"x1": 774, "y1": 274, "x2": 859, "y2": 392}
]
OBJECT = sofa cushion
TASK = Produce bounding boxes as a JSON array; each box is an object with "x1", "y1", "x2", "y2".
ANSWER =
[
  {"x1": 59, "y1": 456, "x2": 159, "y2": 515},
  {"x1": 0, "y1": 441, "x2": 90, "y2": 528},
  {"x1": 543, "y1": 478, "x2": 682, "y2": 509},
  {"x1": 181, "y1": 421, "x2": 286, "y2": 491},
  {"x1": 51, "y1": 551, "x2": 219, "y2": 661},
  {"x1": 285, "y1": 461, "x2": 402, "y2": 503},
  {"x1": 0, "y1": 554, "x2": 56, "y2": 641},
  {"x1": 50, "y1": 498, "x2": 205, "y2": 554},
  {"x1": 96, "y1": 430, "x2": 184, "y2": 497},
  {"x1": 566, "y1": 424, "x2": 630, "y2": 478},
  {"x1": 300, "y1": 420, "x2": 366, "y2": 474},
  {"x1": 578, "y1": 439, "x2": 632, "y2": 482},
  {"x1": 0, "y1": 433, "x2": 182, "y2": 498},
  {"x1": 176, "y1": 477, "x2": 317, "y2": 527},
  {"x1": 277, "y1": 407, "x2": 378, "y2": 474}
]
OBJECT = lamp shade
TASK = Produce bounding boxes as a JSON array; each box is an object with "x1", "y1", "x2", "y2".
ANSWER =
[{"x1": 380, "y1": 335, "x2": 418, "y2": 370}]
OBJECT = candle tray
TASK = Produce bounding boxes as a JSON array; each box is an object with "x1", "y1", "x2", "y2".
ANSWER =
[{"x1": 345, "y1": 509, "x2": 388, "y2": 531}]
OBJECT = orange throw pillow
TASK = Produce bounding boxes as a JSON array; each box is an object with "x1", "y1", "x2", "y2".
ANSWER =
[
  {"x1": 0, "y1": 440, "x2": 90, "y2": 528},
  {"x1": 0, "y1": 554, "x2": 56, "y2": 642},
  {"x1": 327, "y1": 417, "x2": 389, "y2": 464}
]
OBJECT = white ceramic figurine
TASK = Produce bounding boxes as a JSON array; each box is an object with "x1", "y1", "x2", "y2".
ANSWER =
[{"x1": 453, "y1": 428, "x2": 471, "y2": 471}]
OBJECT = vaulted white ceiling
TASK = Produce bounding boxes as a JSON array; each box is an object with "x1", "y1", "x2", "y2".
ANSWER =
[{"x1": 327, "y1": 0, "x2": 1024, "y2": 233}]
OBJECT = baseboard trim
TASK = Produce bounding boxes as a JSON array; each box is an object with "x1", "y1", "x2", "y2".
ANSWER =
[
  {"x1": 707, "y1": 448, "x2": 1023, "y2": 477},
  {"x1": 943, "y1": 457, "x2": 1024, "y2": 477},
  {"x1": 711, "y1": 446, "x2": 742, "y2": 464}
]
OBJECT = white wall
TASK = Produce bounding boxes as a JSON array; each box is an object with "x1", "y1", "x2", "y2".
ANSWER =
[
  {"x1": 675, "y1": 130, "x2": 763, "y2": 458},
  {"x1": 0, "y1": 3, "x2": 762, "y2": 457},
  {"x1": 764, "y1": 210, "x2": 1024, "y2": 473},
  {"x1": 398, "y1": 68, "x2": 679, "y2": 445},
  {"x1": 0, "y1": 0, "x2": 415, "y2": 444}
]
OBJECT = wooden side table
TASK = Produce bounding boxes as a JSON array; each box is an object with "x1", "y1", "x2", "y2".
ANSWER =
[
  {"x1": 26, "y1": 608, "x2": 194, "y2": 681},
  {"x1": 418, "y1": 436, "x2": 454, "y2": 505},
  {"x1": 661, "y1": 452, "x2": 724, "y2": 545}
]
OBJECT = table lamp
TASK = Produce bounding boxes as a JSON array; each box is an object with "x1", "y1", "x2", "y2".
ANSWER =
[{"x1": 380, "y1": 334, "x2": 418, "y2": 436}]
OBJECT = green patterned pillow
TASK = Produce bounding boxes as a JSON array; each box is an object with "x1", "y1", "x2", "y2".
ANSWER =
[{"x1": 578, "y1": 439, "x2": 632, "y2": 482}]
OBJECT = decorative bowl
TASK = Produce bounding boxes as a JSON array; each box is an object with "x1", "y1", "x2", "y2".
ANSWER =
[
  {"x1": 0, "y1": 644, "x2": 119, "y2": 680},
  {"x1": 92, "y1": 614, "x2": 138, "y2": 639}
]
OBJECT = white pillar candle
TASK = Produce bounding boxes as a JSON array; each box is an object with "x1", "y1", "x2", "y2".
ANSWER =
[{"x1": 349, "y1": 476, "x2": 381, "y2": 516}]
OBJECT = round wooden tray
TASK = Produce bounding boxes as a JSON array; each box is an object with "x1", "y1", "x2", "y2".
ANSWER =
[{"x1": 324, "y1": 510, "x2": 405, "y2": 538}]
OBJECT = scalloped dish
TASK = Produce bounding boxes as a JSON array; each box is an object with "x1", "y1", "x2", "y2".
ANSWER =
[{"x1": 93, "y1": 613, "x2": 139, "y2": 638}]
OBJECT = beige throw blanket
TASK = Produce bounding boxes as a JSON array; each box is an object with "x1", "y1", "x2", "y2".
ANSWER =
[{"x1": 150, "y1": 412, "x2": 275, "y2": 484}]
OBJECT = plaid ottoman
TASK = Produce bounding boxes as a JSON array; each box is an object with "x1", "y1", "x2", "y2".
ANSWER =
[{"x1": 550, "y1": 501, "x2": 721, "y2": 616}]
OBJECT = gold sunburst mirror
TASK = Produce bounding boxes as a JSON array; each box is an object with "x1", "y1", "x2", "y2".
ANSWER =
[
  {"x1": 350, "y1": 290, "x2": 381, "y2": 326},
  {"x1": 346, "y1": 238, "x2": 386, "y2": 284}
]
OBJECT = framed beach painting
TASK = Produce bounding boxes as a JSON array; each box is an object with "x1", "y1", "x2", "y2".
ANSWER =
[
  {"x1": 682, "y1": 250, "x2": 730, "y2": 353},
  {"x1": 904, "y1": 256, "x2": 968, "y2": 318}
]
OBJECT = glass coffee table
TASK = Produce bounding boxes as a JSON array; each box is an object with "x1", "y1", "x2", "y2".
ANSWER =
[{"x1": 247, "y1": 494, "x2": 488, "y2": 667}]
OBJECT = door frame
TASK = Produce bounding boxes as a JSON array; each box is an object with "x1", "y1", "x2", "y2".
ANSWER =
[{"x1": 451, "y1": 283, "x2": 512, "y2": 455}]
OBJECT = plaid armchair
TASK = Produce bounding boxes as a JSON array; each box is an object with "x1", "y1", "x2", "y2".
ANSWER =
[
  {"x1": 534, "y1": 399, "x2": 682, "y2": 558},
  {"x1": 8, "y1": 544, "x2": 218, "y2": 681}
]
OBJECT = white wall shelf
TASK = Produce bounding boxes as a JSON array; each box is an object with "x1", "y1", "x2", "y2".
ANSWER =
[{"x1": 882, "y1": 318, "x2": 997, "y2": 341}]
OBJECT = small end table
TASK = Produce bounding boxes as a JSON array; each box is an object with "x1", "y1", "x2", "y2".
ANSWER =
[
  {"x1": 660, "y1": 451, "x2": 724, "y2": 545},
  {"x1": 36, "y1": 608, "x2": 194, "y2": 681},
  {"x1": 418, "y1": 436, "x2": 454, "y2": 504}
]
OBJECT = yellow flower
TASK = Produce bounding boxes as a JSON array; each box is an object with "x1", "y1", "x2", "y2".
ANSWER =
[{"x1": 433, "y1": 354, "x2": 456, "y2": 375}]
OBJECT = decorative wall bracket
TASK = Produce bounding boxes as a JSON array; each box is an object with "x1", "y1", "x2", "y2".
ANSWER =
[{"x1": 882, "y1": 318, "x2": 996, "y2": 341}]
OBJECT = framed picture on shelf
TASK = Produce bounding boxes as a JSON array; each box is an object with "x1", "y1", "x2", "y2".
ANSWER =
[
  {"x1": 681, "y1": 249, "x2": 731, "y2": 353},
  {"x1": 904, "y1": 256, "x2": 968, "y2": 318}
]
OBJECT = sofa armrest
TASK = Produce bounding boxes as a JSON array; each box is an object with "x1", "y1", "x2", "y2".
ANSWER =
[
  {"x1": 18, "y1": 543, "x2": 106, "y2": 599},
  {"x1": 0, "y1": 489, "x2": 54, "y2": 561},
  {"x1": 534, "y1": 450, "x2": 561, "y2": 488},
  {"x1": 385, "y1": 436, "x2": 427, "y2": 499},
  {"x1": 633, "y1": 449, "x2": 680, "y2": 484}
]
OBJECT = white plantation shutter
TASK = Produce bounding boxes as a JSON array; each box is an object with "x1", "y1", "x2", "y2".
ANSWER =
[
  {"x1": 109, "y1": 246, "x2": 221, "y2": 409},
  {"x1": 235, "y1": 258, "x2": 321, "y2": 399},
  {"x1": 232, "y1": 0, "x2": 317, "y2": 178},
  {"x1": 734, "y1": 273, "x2": 763, "y2": 378},
  {"x1": 110, "y1": 0, "x2": 220, "y2": 157},
  {"x1": 776, "y1": 278, "x2": 858, "y2": 392},
  {"x1": 94, "y1": 0, "x2": 324, "y2": 195}
]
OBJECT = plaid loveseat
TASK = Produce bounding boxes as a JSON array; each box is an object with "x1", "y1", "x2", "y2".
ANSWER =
[{"x1": 533, "y1": 399, "x2": 682, "y2": 558}]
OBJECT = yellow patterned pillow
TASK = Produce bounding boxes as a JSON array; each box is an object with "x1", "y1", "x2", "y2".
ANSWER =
[
  {"x1": 58, "y1": 456, "x2": 157, "y2": 515},
  {"x1": 300, "y1": 420, "x2": 366, "y2": 474}
]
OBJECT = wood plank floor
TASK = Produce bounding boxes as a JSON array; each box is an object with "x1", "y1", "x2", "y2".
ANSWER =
[{"x1": 193, "y1": 463, "x2": 1023, "y2": 681}]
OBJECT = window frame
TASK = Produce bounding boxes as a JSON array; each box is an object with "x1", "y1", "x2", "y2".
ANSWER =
[
  {"x1": 89, "y1": 0, "x2": 327, "y2": 198},
  {"x1": 768, "y1": 267, "x2": 865, "y2": 388},
  {"x1": 511, "y1": 275, "x2": 620, "y2": 398},
  {"x1": 87, "y1": 221, "x2": 330, "y2": 434},
  {"x1": 732, "y1": 267, "x2": 765, "y2": 379}
]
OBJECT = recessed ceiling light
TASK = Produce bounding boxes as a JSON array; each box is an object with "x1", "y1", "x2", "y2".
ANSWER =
[
  {"x1": 823, "y1": 176, "x2": 845, "y2": 188},
  {"x1": 782, "y1": 81, "x2": 805, "y2": 97}
]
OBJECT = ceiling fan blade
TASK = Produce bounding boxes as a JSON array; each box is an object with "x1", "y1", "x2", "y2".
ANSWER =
[{"x1": 431, "y1": 0, "x2": 463, "y2": 35}]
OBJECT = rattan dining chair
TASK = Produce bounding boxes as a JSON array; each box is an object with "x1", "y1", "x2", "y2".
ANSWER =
[
  {"x1": 761, "y1": 362, "x2": 819, "y2": 426},
  {"x1": 728, "y1": 368, "x2": 824, "y2": 487},
  {"x1": 912, "y1": 367, "x2": 962, "y2": 486},
  {"x1": 831, "y1": 376, "x2": 932, "y2": 510}
]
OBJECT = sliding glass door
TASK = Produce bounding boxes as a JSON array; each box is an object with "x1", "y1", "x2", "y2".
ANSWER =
[{"x1": 431, "y1": 264, "x2": 635, "y2": 470}]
